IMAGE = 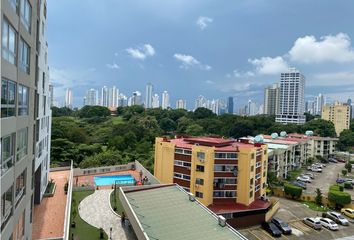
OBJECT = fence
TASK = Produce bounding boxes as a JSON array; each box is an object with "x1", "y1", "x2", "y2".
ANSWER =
[
  {"x1": 265, "y1": 198, "x2": 280, "y2": 222},
  {"x1": 73, "y1": 162, "x2": 135, "y2": 176},
  {"x1": 134, "y1": 160, "x2": 160, "y2": 184},
  {"x1": 63, "y1": 161, "x2": 73, "y2": 240}
]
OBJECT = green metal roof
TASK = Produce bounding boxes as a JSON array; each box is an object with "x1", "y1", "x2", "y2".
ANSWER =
[{"x1": 124, "y1": 185, "x2": 246, "y2": 240}]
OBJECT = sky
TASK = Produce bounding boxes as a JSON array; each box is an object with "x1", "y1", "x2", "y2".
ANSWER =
[{"x1": 48, "y1": 0, "x2": 354, "y2": 109}]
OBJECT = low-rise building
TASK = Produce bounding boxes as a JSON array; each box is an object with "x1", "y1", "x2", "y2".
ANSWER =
[{"x1": 154, "y1": 136, "x2": 270, "y2": 227}]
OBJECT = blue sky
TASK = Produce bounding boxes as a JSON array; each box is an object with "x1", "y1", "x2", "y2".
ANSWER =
[{"x1": 48, "y1": 0, "x2": 354, "y2": 109}]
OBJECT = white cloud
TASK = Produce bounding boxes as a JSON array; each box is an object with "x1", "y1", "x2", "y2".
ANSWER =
[
  {"x1": 196, "y1": 16, "x2": 213, "y2": 30},
  {"x1": 173, "y1": 53, "x2": 211, "y2": 70},
  {"x1": 106, "y1": 63, "x2": 120, "y2": 69},
  {"x1": 205, "y1": 80, "x2": 214, "y2": 84},
  {"x1": 232, "y1": 69, "x2": 255, "y2": 78},
  {"x1": 248, "y1": 56, "x2": 289, "y2": 75},
  {"x1": 311, "y1": 71, "x2": 354, "y2": 86},
  {"x1": 126, "y1": 44, "x2": 155, "y2": 60},
  {"x1": 289, "y1": 33, "x2": 354, "y2": 63}
]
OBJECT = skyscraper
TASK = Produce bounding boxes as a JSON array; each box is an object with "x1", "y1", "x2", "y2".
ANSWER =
[
  {"x1": 315, "y1": 93, "x2": 324, "y2": 115},
  {"x1": 227, "y1": 96, "x2": 234, "y2": 114},
  {"x1": 108, "y1": 86, "x2": 118, "y2": 108},
  {"x1": 65, "y1": 88, "x2": 73, "y2": 109},
  {"x1": 145, "y1": 83, "x2": 153, "y2": 108},
  {"x1": 162, "y1": 91, "x2": 170, "y2": 109},
  {"x1": 195, "y1": 95, "x2": 207, "y2": 109},
  {"x1": 130, "y1": 91, "x2": 142, "y2": 106},
  {"x1": 1, "y1": 1, "x2": 52, "y2": 238},
  {"x1": 85, "y1": 88, "x2": 99, "y2": 106},
  {"x1": 276, "y1": 68, "x2": 306, "y2": 124},
  {"x1": 152, "y1": 94, "x2": 160, "y2": 108},
  {"x1": 101, "y1": 86, "x2": 109, "y2": 107},
  {"x1": 264, "y1": 84, "x2": 279, "y2": 115},
  {"x1": 176, "y1": 99, "x2": 187, "y2": 110}
]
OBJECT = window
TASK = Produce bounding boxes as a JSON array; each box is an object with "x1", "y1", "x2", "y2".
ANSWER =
[
  {"x1": 1, "y1": 186, "x2": 13, "y2": 229},
  {"x1": 18, "y1": 85, "x2": 29, "y2": 115},
  {"x1": 251, "y1": 166, "x2": 254, "y2": 172},
  {"x1": 196, "y1": 178, "x2": 204, "y2": 185},
  {"x1": 19, "y1": 39, "x2": 30, "y2": 73},
  {"x1": 1, "y1": 79, "x2": 16, "y2": 118},
  {"x1": 17, "y1": 128, "x2": 28, "y2": 161},
  {"x1": 2, "y1": 19, "x2": 17, "y2": 64},
  {"x1": 13, "y1": 211, "x2": 25, "y2": 240},
  {"x1": 174, "y1": 160, "x2": 191, "y2": 168},
  {"x1": 214, "y1": 178, "x2": 237, "y2": 185},
  {"x1": 256, "y1": 173, "x2": 261, "y2": 180},
  {"x1": 214, "y1": 152, "x2": 238, "y2": 159},
  {"x1": 256, "y1": 161, "x2": 261, "y2": 168},
  {"x1": 213, "y1": 191, "x2": 236, "y2": 198},
  {"x1": 197, "y1": 152, "x2": 205, "y2": 160},
  {"x1": 174, "y1": 173, "x2": 190, "y2": 181},
  {"x1": 9, "y1": 0, "x2": 19, "y2": 13},
  {"x1": 250, "y1": 178, "x2": 254, "y2": 185},
  {"x1": 1, "y1": 134, "x2": 15, "y2": 175},
  {"x1": 251, "y1": 153, "x2": 255, "y2": 159},
  {"x1": 20, "y1": 0, "x2": 32, "y2": 32},
  {"x1": 249, "y1": 191, "x2": 253, "y2": 198},
  {"x1": 195, "y1": 191, "x2": 203, "y2": 198},
  {"x1": 15, "y1": 170, "x2": 26, "y2": 205},
  {"x1": 196, "y1": 165, "x2": 204, "y2": 172}
]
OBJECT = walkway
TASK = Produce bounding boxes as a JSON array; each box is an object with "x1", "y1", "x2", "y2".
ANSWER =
[
  {"x1": 32, "y1": 170, "x2": 69, "y2": 239},
  {"x1": 79, "y1": 189, "x2": 136, "y2": 240}
]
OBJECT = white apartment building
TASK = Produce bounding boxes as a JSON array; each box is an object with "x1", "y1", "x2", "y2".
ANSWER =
[
  {"x1": 145, "y1": 83, "x2": 153, "y2": 109},
  {"x1": 161, "y1": 90, "x2": 169, "y2": 109},
  {"x1": 176, "y1": 99, "x2": 186, "y2": 110}
]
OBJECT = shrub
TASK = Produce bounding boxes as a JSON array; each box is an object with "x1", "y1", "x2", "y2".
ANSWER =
[
  {"x1": 284, "y1": 183, "x2": 302, "y2": 199},
  {"x1": 328, "y1": 184, "x2": 351, "y2": 207},
  {"x1": 315, "y1": 188, "x2": 322, "y2": 206},
  {"x1": 342, "y1": 169, "x2": 347, "y2": 176},
  {"x1": 345, "y1": 162, "x2": 352, "y2": 173},
  {"x1": 344, "y1": 182, "x2": 352, "y2": 189}
]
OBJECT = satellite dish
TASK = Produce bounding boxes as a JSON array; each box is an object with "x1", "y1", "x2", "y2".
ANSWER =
[
  {"x1": 271, "y1": 133, "x2": 279, "y2": 139},
  {"x1": 280, "y1": 131, "x2": 287, "y2": 137},
  {"x1": 305, "y1": 130, "x2": 314, "y2": 136},
  {"x1": 254, "y1": 135, "x2": 264, "y2": 143}
]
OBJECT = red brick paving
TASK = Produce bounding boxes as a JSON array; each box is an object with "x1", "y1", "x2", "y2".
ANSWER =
[{"x1": 32, "y1": 170, "x2": 69, "y2": 240}]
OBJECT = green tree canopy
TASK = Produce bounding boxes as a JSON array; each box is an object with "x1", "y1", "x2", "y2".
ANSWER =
[{"x1": 78, "y1": 106, "x2": 111, "y2": 118}]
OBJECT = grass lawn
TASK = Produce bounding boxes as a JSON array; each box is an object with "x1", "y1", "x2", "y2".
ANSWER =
[
  {"x1": 110, "y1": 189, "x2": 125, "y2": 216},
  {"x1": 111, "y1": 116, "x2": 124, "y2": 125},
  {"x1": 302, "y1": 201, "x2": 329, "y2": 212},
  {"x1": 70, "y1": 191, "x2": 108, "y2": 240}
]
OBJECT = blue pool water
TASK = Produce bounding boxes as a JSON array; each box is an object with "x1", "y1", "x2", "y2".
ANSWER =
[{"x1": 94, "y1": 175, "x2": 135, "y2": 186}]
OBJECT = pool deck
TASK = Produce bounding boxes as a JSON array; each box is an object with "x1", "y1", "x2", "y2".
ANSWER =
[{"x1": 74, "y1": 170, "x2": 141, "y2": 188}]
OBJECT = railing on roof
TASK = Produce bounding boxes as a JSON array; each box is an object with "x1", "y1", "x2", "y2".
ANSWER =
[{"x1": 63, "y1": 161, "x2": 73, "y2": 240}]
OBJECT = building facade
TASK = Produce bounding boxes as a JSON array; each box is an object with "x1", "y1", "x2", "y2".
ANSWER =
[
  {"x1": 276, "y1": 68, "x2": 306, "y2": 124},
  {"x1": 85, "y1": 88, "x2": 98, "y2": 106},
  {"x1": 1, "y1": 0, "x2": 51, "y2": 239},
  {"x1": 154, "y1": 137, "x2": 270, "y2": 227},
  {"x1": 175, "y1": 99, "x2": 186, "y2": 110},
  {"x1": 161, "y1": 90, "x2": 169, "y2": 109},
  {"x1": 263, "y1": 84, "x2": 279, "y2": 115},
  {"x1": 322, "y1": 102, "x2": 351, "y2": 136},
  {"x1": 145, "y1": 83, "x2": 153, "y2": 109},
  {"x1": 64, "y1": 88, "x2": 72, "y2": 109},
  {"x1": 227, "y1": 96, "x2": 234, "y2": 114}
]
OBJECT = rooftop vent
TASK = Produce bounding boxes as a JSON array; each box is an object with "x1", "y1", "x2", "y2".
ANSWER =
[
  {"x1": 271, "y1": 133, "x2": 279, "y2": 139},
  {"x1": 254, "y1": 135, "x2": 264, "y2": 143},
  {"x1": 218, "y1": 215, "x2": 227, "y2": 227},
  {"x1": 280, "y1": 131, "x2": 287, "y2": 137},
  {"x1": 305, "y1": 130, "x2": 314, "y2": 136},
  {"x1": 188, "y1": 193, "x2": 196, "y2": 202}
]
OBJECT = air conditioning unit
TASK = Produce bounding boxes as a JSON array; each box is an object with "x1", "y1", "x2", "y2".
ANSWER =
[
  {"x1": 218, "y1": 216, "x2": 227, "y2": 227},
  {"x1": 188, "y1": 192, "x2": 196, "y2": 202}
]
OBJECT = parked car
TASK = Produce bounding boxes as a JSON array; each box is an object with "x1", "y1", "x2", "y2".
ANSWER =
[
  {"x1": 329, "y1": 158, "x2": 338, "y2": 163},
  {"x1": 297, "y1": 176, "x2": 312, "y2": 183},
  {"x1": 291, "y1": 181, "x2": 307, "y2": 189},
  {"x1": 341, "y1": 208, "x2": 354, "y2": 219},
  {"x1": 262, "y1": 221, "x2": 282, "y2": 237},
  {"x1": 316, "y1": 217, "x2": 338, "y2": 231},
  {"x1": 310, "y1": 167, "x2": 322, "y2": 172},
  {"x1": 336, "y1": 178, "x2": 346, "y2": 184},
  {"x1": 303, "y1": 217, "x2": 322, "y2": 230},
  {"x1": 336, "y1": 158, "x2": 346, "y2": 163},
  {"x1": 271, "y1": 217, "x2": 292, "y2": 235},
  {"x1": 303, "y1": 172, "x2": 315, "y2": 179},
  {"x1": 323, "y1": 211, "x2": 349, "y2": 226}
]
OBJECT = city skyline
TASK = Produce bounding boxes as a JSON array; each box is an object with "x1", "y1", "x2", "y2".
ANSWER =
[{"x1": 48, "y1": 1, "x2": 354, "y2": 108}]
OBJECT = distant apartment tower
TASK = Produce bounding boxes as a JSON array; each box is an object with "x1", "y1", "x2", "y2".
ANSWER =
[
  {"x1": 322, "y1": 102, "x2": 351, "y2": 136},
  {"x1": 264, "y1": 84, "x2": 279, "y2": 115},
  {"x1": 145, "y1": 83, "x2": 153, "y2": 108},
  {"x1": 1, "y1": 0, "x2": 51, "y2": 239},
  {"x1": 128, "y1": 91, "x2": 142, "y2": 106},
  {"x1": 315, "y1": 93, "x2": 324, "y2": 115},
  {"x1": 118, "y1": 94, "x2": 128, "y2": 107},
  {"x1": 108, "y1": 86, "x2": 118, "y2": 108},
  {"x1": 195, "y1": 95, "x2": 207, "y2": 109},
  {"x1": 176, "y1": 99, "x2": 187, "y2": 110},
  {"x1": 101, "y1": 86, "x2": 109, "y2": 107},
  {"x1": 305, "y1": 100, "x2": 315, "y2": 115},
  {"x1": 85, "y1": 88, "x2": 98, "y2": 106},
  {"x1": 227, "y1": 97, "x2": 234, "y2": 114},
  {"x1": 161, "y1": 91, "x2": 170, "y2": 109},
  {"x1": 152, "y1": 94, "x2": 160, "y2": 108},
  {"x1": 276, "y1": 68, "x2": 306, "y2": 124},
  {"x1": 65, "y1": 88, "x2": 73, "y2": 109}
]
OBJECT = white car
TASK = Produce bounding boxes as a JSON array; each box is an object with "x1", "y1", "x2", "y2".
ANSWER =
[
  {"x1": 311, "y1": 167, "x2": 322, "y2": 172},
  {"x1": 303, "y1": 172, "x2": 315, "y2": 179},
  {"x1": 317, "y1": 217, "x2": 338, "y2": 231},
  {"x1": 303, "y1": 217, "x2": 322, "y2": 230},
  {"x1": 297, "y1": 176, "x2": 312, "y2": 183}
]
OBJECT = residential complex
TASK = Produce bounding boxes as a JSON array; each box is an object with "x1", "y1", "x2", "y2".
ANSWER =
[
  {"x1": 264, "y1": 84, "x2": 279, "y2": 115},
  {"x1": 161, "y1": 90, "x2": 170, "y2": 109},
  {"x1": 175, "y1": 99, "x2": 186, "y2": 110},
  {"x1": 1, "y1": 0, "x2": 51, "y2": 239},
  {"x1": 85, "y1": 88, "x2": 99, "y2": 106},
  {"x1": 64, "y1": 88, "x2": 73, "y2": 109},
  {"x1": 154, "y1": 136, "x2": 270, "y2": 227},
  {"x1": 322, "y1": 102, "x2": 351, "y2": 136},
  {"x1": 227, "y1": 96, "x2": 234, "y2": 114},
  {"x1": 275, "y1": 68, "x2": 306, "y2": 124},
  {"x1": 145, "y1": 83, "x2": 153, "y2": 109}
]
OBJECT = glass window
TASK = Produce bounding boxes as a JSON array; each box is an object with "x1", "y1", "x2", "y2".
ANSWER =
[
  {"x1": 20, "y1": 0, "x2": 32, "y2": 32},
  {"x1": 1, "y1": 186, "x2": 13, "y2": 229},
  {"x1": 19, "y1": 39, "x2": 30, "y2": 74},
  {"x1": 2, "y1": 19, "x2": 17, "y2": 64},
  {"x1": 195, "y1": 191, "x2": 203, "y2": 198},
  {"x1": 1, "y1": 134, "x2": 15, "y2": 175},
  {"x1": 197, "y1": 152, "x2": 205, "y2": 160},
  {"x1": 196, "y1": 165, "x2": 204, "y2": 172},
  {"x1": 9, "y1": 0, "x2": 19, "y2": 13},
  {"x1": 17, "y1": 128, "x2": 28, "y2": 161},
  {"x1": 196, "y1": 178, "x2": 204, "y2": 185},
  {"x1": 15, "y1": 170, "x2": 26, "y2": 205},
  {"x1": 18, "y1": 85, "x2": 29, "y2": 115},
  {"x1": 13, "y1": 210, "x2": 25, "y2": 240},
  {"x1": 1, "y1": 79, "x2": 16, "y2": 118}
]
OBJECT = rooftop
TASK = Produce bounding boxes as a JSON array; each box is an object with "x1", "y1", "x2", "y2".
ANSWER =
[
  {"x1": 122, "y1": 184, "x2": 247, "y2": 240},
  {"x1": 208, "y1": 199, "x2": 271, "y2": 214}
]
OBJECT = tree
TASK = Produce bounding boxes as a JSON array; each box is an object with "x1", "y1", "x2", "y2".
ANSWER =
[
  {"x1": 229, "y1": 120, "x2": 254, "y2": 138},
  {"x1": 78, "y1": 105, "x2": 110, "y2": 118},
  {"x1": 51, "y1": 106, "x2": 73, "y2": 117},
  {"x1": 159, "y1": 118, "x2": 177, "y2": 133},
  {"x1": 338, "y1": 130, "x2": 354, "y2": 151},
  {"x1": 315, "y1": 188, "x2": 322, "y2": 206},
  {"x1": 284, "y1": 183, "x2": 302, "y2": 199},
  {"x1": 185, "y1": 124, "x2": 204, "y2": 136},
  {"x1": 345, "y1": 162, "x2": 352, "y2": 173},
  {"x1": 301, "y1": 119, "x2": 336, "y2": 137},
  {"x1": 79, "y1": 150, "x2": 124, "y2": 168},
  {"x1": 342, "y1": 169, "x2": 348, "y2": 176},
  {"x1": 192, "y1": 107, "x2": 216, "y2": 119}
]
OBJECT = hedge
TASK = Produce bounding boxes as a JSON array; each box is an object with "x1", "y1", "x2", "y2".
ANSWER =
[
  {"x1": 284, "y1": 183, "x2": 302, "y2": 199},
  {"x1": 328, "y1": 184, "x2": 351, "y2": 206}
]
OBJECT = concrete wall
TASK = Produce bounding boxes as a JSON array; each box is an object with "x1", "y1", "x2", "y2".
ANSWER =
[
  {"x1": 134, "y1": 160, "x2": 160, "y2": 184},
  {"x1": 73, "y1": 162, "x2": 135, "y2": 176}
]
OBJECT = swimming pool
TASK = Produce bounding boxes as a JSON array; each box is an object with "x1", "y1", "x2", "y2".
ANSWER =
[{"x1": 94, "y1": 175, "x2": 135, "y2": 186}]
